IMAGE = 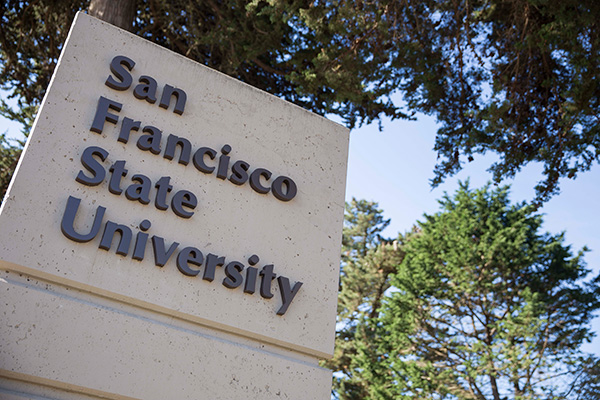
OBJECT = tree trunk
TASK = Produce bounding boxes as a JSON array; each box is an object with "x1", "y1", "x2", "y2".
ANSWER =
[{"x1": 88, "y1": 0, "x2": 137, "y2": 32}]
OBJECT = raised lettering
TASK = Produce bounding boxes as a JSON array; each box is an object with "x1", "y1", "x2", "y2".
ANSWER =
[
  {"x1": 60, "y1": 196, "x2": 105, "y2": 243},
  {"x1": 133, "y1": 75, "x2": 158, "y2": 104},
  {"x1": 159, "y1": 84, "x2": 187, "y2": 115},
  {"x1": 271, "y1": 176, "x2": 297, "y2": 202},
  {"x1": 203, "y1": 254, "x2": 225, "y2": 282},
  {"x1": 216, "y1": 145, "x2": 231, "y2": 180},
  {"x1": 229, "y1": 160, "x2": 250, "y2": 186},
  {"x1": 259, "y1": 264, "x2": 276, "y2": 299},
  {"x1": 171, "y1": 190, "x2": 197, "y2": 219},
  {"x1": 193, "y1": 147, "x2": 217, "y2": 174},
  {"x1": 99, "y1": 221, "x2": 132, "y2": 256},
  {"x1": 154, "y1": 176, "x2": 173, "y2": 211},
  {"x1": 132, "y1": 220, "x2": 151, "y2": 261},
  {"x1": 137, "y1": 125, "x2": 162, "y2": 154},
  {"x1": 118, "y1": 117, "x2": 140, "y2": 144},
  {"x1": 177, "y1": 247, "x2": 204, "y2": 277},
  {"x1": 249, "y1": 168, "x2": 272, "y2": 194},
  {"x1": 108, "y1": 160, "x2": 128, "y2": 195},
  {"x1": 105, "y1": 55, "x2": 135, "y2": 91},
  {"x1": 223, "y1": 261, "x2": 244, "y2": 289},
  {"x1": 276, "y1": 276, "x2": 303, "y2": 315},
  {"x1": 125, "y1": 174, "x2": 152, "y2": 204},
  {"x1": 90, "y1": 97, "x2": 122, "y2": 134},
  {"x1": 152, "y1": 236, "x2": 179, "y2": 267},
  {"x1": 164, "y1": 134, "x2": 192, "y2": 165},
  {"x1": 76, "y1": 146, "x2": 108, "y2": 186}
]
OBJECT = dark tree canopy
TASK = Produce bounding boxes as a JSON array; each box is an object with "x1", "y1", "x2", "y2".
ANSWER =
[{"x1": 1, "y1": 0, "x2": 600, "y2": 202}]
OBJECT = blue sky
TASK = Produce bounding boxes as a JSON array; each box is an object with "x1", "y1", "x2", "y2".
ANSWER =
[{"x1": 2, "y1": 93, "x2": 599, "y2": 353}]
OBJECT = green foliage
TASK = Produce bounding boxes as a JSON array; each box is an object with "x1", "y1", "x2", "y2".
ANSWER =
[
  {"x1": 0, "y1": 1, "x2": 87, "y2": 132},
  {"x1": 570, "y1": 356, "x2": 600, "y2": 400},
  {"x1": 422, "y1": 0, "x2": 600, "y2": 203},
  {"x1": 0, "y1": 0, "x2": 411, "y2": 133},
  {"x1": 323, "y1": 198, "x2": 405, "y2": 399},
  {"x1": 0, "y1": 133, "x2": 23, "y2": 202},
  {"x1": 2, "y1": 1, "x2": 600, "y2": 202},
  {"x1": 347, "y1": 183, "x2": 600, "y2": 399}
]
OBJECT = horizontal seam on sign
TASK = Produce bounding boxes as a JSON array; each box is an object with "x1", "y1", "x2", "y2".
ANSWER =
[
  {"x1": 2, "y1": 271, "x2": 328, "y2": 370},
  {"x1": 0, "y1": 370, "x2": 140, "y2": 400}
]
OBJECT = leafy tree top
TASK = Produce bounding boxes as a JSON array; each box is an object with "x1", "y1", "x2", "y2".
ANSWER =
[{"x1": 351, "y1": 182, "x2": 600, "y2": 400}]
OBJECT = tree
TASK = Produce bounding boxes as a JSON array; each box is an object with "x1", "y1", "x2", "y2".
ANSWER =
[
  {"x1": 2, "y1": 1, "x2": 600, "y2": 202},
  {"x1": 0, "y1": 133, "x2": 22, "y2": 201},
  {"x1": 88, "y1": 0, "x2": 136, "y2": 31},
  {"x1": 322, "y1": 198, "x2": 405, "y2": 399},
  {"x1": 348, "y1": 183, "x2": 600, "y2": 399},
  {"x1": 566, "y1": 356, "x2": 600, "y2": 400}
]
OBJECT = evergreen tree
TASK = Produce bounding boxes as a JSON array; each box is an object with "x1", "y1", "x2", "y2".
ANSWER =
[
  {"x1": 350, "y1": 183, "x2": 600, "y2": 400},
  {"x1": 323, "y1": 198, "x2": 405, "y2": 399},
  {"x1": 0, "y1": 133, "x2": 22, "y2": 201},
  {"x1": 569, "y1": 356, "x2": 600, "y2": 400}
]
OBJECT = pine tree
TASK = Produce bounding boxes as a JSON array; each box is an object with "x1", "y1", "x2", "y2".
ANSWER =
[
  {"x1": 323, "y1": 198, "x2": 405, "y2": 399},
  {"x1": 351, "y1": 183, "x2": 600, "y2": 400}
]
